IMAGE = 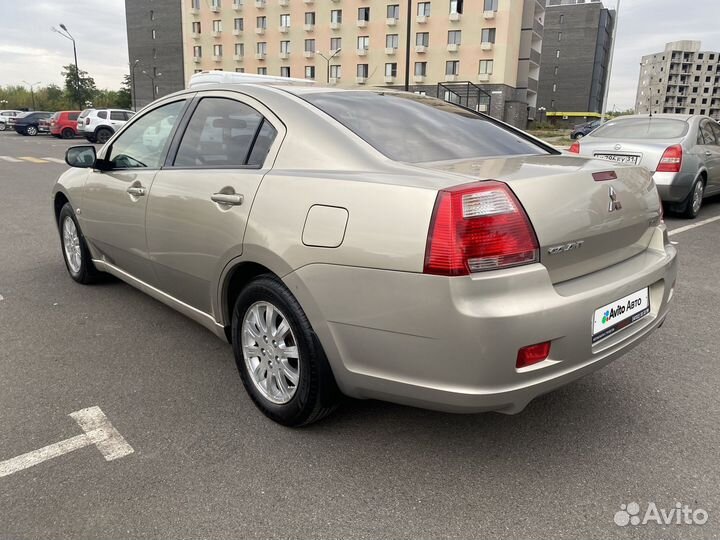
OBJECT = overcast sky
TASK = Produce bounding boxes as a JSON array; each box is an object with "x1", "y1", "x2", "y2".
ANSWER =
[{"x1": 0, "y1": 0, "x2": 719, "y2": 109}]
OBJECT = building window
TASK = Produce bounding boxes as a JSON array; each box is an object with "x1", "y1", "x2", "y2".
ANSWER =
[
  {"x1": 234, "y1": 18, "x2": 243, "y2": 31},
  {"x1": 235, "y1": 68, "x2": 245, "y2": 73},
  {"x1": 385, "y1": 62, "x2": 397, "y2": 77},
  {"x1": 358, "y1": 7, "x2": 370, "y2": 21},
  {"x1": 280, "y1": 14, "x2": 290, "y2": 27},
  {"x1": 449, "y1": 0, "x2": 461, "y2": 14},
  {"x1": 387, "y1": 4, "x2": 400, "y2": 18},
  {"x1": 191, "y1": 0, "x2": 200, "y2": 9},
  {"x1": 358, "y1": 36, "x2": 369, "y2": 50},
  {"x1": 386, "y1": 34, "x2": 399, "y2": 49},
  {"x1": 330, "y1": 37, "x2": 341, "y2": 51},
  {"x1": 280, "y1": 40, "x2": 290, "y2": 53},
  {"x1": 150, "y1": 10, "x2": 155, "y2": 20},
  {"x1": 330, "y1": 64, "x2": 341, "y2": 79},
  {"x1": 558, "y1": 32, "x2": 562, "y2": 41},
  {"x1": 417, "y1": 2, "x2": 431, "y2": 16},
  {"x1": 552, "y1": 83, "x2": 557, "y2": 92},
  {"x1": 151, "y1": 29, "x2": 157, "y2": 39},
  {"x1": 153, "y1": 48, "x2": 157, "y2": 59},
  {"x1": 481, "y1": 28, "x2": 496, "y2": 43},
  {"x1": 213, "y1": 19, "x2": 222, "y2": 32},
  {"x1": 305, "y1": 66, "x2": 315, "y2": 79},
  {"x1": 559, "y1": 14, "x2": 564, "y2": 24},
  {"x1": 479, "y1": 59, "x2": 493, "y2": 74},
  {"x1": 192, "y1": 21, "x2": 201, "y2": 33},
  {"x1": 211, "y1": 0, "x2": 221, "y2": 8},
  {"x1": 304, "y1": 39, "x2": 315, "y2": 52},
  {"x1": 194, "y1": 69, "x2": 202, "y2": 74},
  {"x1": 554, "y1": 65, "x2": 558, "y2": 76},
  {"x1": 416, "y1": 32, "x2": 429, "y2": 47},
  {"x1": 256, "y1": 42, "x2": 267, "y2": 54},
  {"x1": 305, "y1": 12, "x2": 315, "y2": 25},
  {"x1": 193, "y1": 45, "x2": 202, "y2": 58},
  {"x1": 235, "y1": 43, "x2": 244, "y2": 56},
  {"x1": 357, "y1": 64, "x2": 369, "y2": 78},
  {"x1": 213, "y1": 44, "x2": 223, "y2": 57},
  {"x1": 551, "y1": 100, "x2": 555, "y2": 108},
  {"x1": 258, "y1": 67, "x2": 267, "y2": 75},
  {"x1": 257, "y1": 16, "x2": 267, "y2": 29},
  {"x1": 448, "y1": 30, "x2": 461, "y2": 45},
  {"x1": 331, "y1": 9, "x2": 342, "y2": 23},
  {"x1": 446, "y1": 61, "x2": 459, "y2": 76},
  {"x1": 280, "y1": 66, "x2": 290, "y2": 77},
  {"x1": 483, "y1": 0, "x2": 498, "y2": 11},
  {"x1": 414, "y1": 62, "x2": 427, "y2": 76},
  {"x1": 556, "y1": 49, "x2": 560, "y2": 58}
]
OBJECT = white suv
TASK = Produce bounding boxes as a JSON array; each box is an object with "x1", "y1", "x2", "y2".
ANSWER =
[
  {"x1": 78, "y1": 108, "x2": 135, "y2": 144},
  {"x1": 0, "y1": 110, "x2": 23, "y2": 131}
]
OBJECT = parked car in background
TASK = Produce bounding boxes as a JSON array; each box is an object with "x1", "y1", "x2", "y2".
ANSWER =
[
  {"x1": 0, "y1": 110, "x2": 23, "y2": 131},
  {"x1": 52, "y1": 76, "x2": 676, "y2": 426},
  {"x1": 49, "y1": 111, "x2": 81, "y2": 139},
  {"x1": 77, "y1": 108, "x2": 135, "y2": 144},
  {"x1": 570, "y1": 114, "x2": 720, "y2": 219},
  {"x1": 13, "y1": 111, "x2": 52, "y2": 136},
  {"x1": 570, "y1": 119, "x2": 602, "y2": 140}
]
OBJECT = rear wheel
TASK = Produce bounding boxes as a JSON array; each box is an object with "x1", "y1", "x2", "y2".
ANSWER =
[
  {"x1": 0, "y1": 123, "x2": 6, "y2": 131},
  {"x1": 61, "y1": 128, "x2": 74, "y2": 139},
  {"x1": 58, "y1": 203, "x2": 101, "y2": 284},
  {"x1": 95, "y1": 128, "x2": 112, "y2": 144},
  {"x1": 680, "y1": 178, "x2": 704, "y2": 219},
  {"x1": 231, "y1": 275, "x2": 339, "y2": 426},
  {"x1": 25, "y1": 125, "x2": 38, "y2": 136}
]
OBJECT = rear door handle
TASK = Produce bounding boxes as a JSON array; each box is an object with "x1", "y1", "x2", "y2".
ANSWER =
[
  {"x1": 211, "y1": 193, "x2": 243, "y2": 206},
  {"x1": 126, "y1": 186, "x2": 146, "y2": 197},
  {"x1": 705, "y1": 151, "x2": 713, "y2": 157}
]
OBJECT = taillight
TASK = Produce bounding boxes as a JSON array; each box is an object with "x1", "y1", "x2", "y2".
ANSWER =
[
  {"x1": 656, "y1": 144, "x2": 682, "y2": 173},
  {"x1": 569, "y1": 141, "x2": 580, "y2": 154},
  {"x1": 516, "y1": 341, "x2": 551, "y2": 369},
  {"x1": 423, "y1": 181, "x2": 539, "y2": 276}
]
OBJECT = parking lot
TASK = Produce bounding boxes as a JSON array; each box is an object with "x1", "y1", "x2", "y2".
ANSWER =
[{"x1": 1, "y1": 130, "x2": 719, "y2": 538}]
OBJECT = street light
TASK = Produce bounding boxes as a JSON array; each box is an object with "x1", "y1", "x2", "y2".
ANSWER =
[
  {"x1": 141, "y1": 70, "x2": 163, "y2": 101},
  {"x1": 51, "y1": 24, "x2": 81, "y2": 109},
  {"x1": 131, "y1": 59, "x2": 141, "y2": 111},
  {"x1": 316, "y1": 49, "x2": 342, "y2": 84},
  {"x1": 21, "y1": 81, "x2": 41, "y2": 110}
]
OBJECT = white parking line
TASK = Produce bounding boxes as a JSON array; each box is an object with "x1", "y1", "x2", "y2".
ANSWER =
[
  {"x1": 0, "y1": 156, "x2": 22, "y2": 162},
  {"x1": 669, "y1": 215, "x2": 720, "y2": 237},
  {"x1": 0, "y1": 406, "x2": 134, "y2": 478},
  {"x1": 41, "y1": 157, "x2": 66, "y2": 164}
]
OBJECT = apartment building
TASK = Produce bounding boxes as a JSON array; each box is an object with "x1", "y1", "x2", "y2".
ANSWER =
[
  {"x1": 181, "y1": 0, "x2": 545, "y2": 127},
  {"x1": 537, "y1": 0, "x2": 614, "y2": 125},
  {"x1": 125, "y1": 0, "x2": 186, "y2": 109},
  {"x1": 636, "y1": 41, "x2": 720, "y2": 120}
]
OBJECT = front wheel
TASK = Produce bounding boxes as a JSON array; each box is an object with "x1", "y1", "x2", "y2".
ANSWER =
[
  {"x1": 58, "y1": 203, "x2": 101, "y2": 284},
  {"x1": 25, "y1": 125, "x2": 38, "y2": 136},
  {"x1": 231, "y1": 275, "x2": 339, "y2": 426},
  {"x1": 680, "y1": 178, "x2": 704, "y2": 219},
  {"x1": 95, "y1": 128, "x2": 112, "y2": 144}
]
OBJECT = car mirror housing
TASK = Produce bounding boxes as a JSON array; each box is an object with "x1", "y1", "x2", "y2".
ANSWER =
[{"x1": 65, "y1": 146, "x2": 97, "y2": 168}]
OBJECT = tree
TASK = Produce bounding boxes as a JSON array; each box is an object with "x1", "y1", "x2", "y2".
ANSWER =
[
  {"x1": 116, "y1": 74, "x2": 132, "y2": 110},
  {"x1": 61, "y1": 64, "x2": 97, "y2": 108}
]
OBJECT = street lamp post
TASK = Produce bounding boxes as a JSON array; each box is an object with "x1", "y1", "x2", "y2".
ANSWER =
[
  {"x1": 51, "y1": 24, "x2": 81, "y2": 109},
  {"x1": 22, "y1": 81, "x2": 41, "y2": 110},
  {"x1": 131, "y1": 59, "x2": 141, "y2": 111},
  {"x1": 316, "y1": 49, "x2": 342, "y2": 84},
  {"x1": 404, "y1": 0, "x2": 412, "y2": 91}
]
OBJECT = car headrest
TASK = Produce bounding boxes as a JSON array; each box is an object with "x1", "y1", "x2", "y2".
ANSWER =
[{"x1": 212, "y1": 117, "x2": 247, "y2": 129}]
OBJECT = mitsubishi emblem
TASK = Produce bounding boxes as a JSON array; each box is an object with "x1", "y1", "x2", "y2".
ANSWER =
[{"x1": 608, "y1": 186, "x2": 622, "y2": 212}]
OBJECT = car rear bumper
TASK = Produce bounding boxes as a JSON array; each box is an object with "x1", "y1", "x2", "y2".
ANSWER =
[
  {"x1": 653, "y1": 171, "x2": 695, "y2": 202},
  {"x1": 284, "y1": 225, "x2": 677, "y2": 414}
]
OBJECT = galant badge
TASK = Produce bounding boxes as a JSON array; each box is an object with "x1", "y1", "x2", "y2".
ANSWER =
[
  {"x1": 548, "y1": 240, "x2": 585, "y2": 255},
  {"x1": 608, "y1": 186, "x2": 622, "y2": 212}
]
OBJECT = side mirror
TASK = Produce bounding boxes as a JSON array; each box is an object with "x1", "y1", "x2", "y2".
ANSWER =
[{"x1": 65, "y1": 146, "x2": 97, "y2": 168}]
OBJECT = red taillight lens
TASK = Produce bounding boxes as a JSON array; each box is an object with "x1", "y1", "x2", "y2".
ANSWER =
[
  {"x1": 423, "y1": 181, "x2": 539, "y2": 276},
  {"x1": 569, "y1": 141, "x2": 580, "y2": 154},
  {"x1": 656, "y1": 144, "x2": 683, "y2": 173},
  {"x1": 516, "y1": 341, "x2": 551, "y2": 369}
]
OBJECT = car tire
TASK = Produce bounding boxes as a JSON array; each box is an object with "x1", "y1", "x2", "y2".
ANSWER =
[
  {"x1": 0, "y1": 123, "x2": 6, "y2": 131},
  {"x1": 25, "y1": 125, "x2": 38, "y2": 136},
  {"x1": 85, "y1": 135, "x2": 97, "y2": 143},
  {"x1": 231, "y1": 275, "x2": 340, "y2": 426},
  {"x1": 61, "y1": 128, "x2": 75, "y2": 139},
  {"x1": 95, "y1": 128, "x2": 112, "y2": 144},
  {"x1": 679, "y1": 178, "x2": 704, "y2": 219},
  {"x1": 58, "y1": 203, "x2": 101, "y2": 284}
]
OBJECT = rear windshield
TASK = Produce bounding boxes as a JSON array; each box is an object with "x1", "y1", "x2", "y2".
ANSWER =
[
  {"x1": 302, "y1": 91, "x2": 548, "y2": 163},
  {"x1": 78, "y1": 109, "x2": 92, "y2": 119},
  {"x1": 69, "y1": 112, "x2": 79, "y2": 120},
  {"x1": 590, "y1": 118, "x2": 689, "y2": 139}
]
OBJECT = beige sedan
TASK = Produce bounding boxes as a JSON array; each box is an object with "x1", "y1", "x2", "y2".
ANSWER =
[{"x1": 52, "y1": 82, "x2": 677, "y2": 426}]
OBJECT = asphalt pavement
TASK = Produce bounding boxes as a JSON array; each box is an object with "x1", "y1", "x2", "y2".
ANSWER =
[{"x1": 1, "y1": 130, "x2": 719, "y2": 539}]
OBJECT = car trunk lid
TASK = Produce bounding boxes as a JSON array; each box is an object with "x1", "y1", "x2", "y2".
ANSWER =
[
  {"x1": 414, "y1": 154, "x2": 661, "y2": 284},
  {"x1": 578, "y1": 138, "x2": 679, "y2": 173}
]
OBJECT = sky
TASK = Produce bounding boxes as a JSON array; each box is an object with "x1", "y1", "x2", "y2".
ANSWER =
[{"x1": 0, "y1": 0, "x2": 719, "y2": 109}]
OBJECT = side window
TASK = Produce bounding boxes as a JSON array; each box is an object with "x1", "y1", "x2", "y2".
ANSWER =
[
  {"x1": 174, "y1": 97, "x2": 272, "y2": 168},
  {"x1": 97, "y1": 111, "x2": 108, "y2": 120},
  {"x1": 709, "y1": 122, "x2": 720, "y2": 146},
  {"x1": 110, "y1": 111, "x2": 125, "y2": 121},
  {"x1": 69, "y1": 112, "x2": 79, "y2": 121},
  {"x1": 247, "y1": 121, "x2": 278, "y2": 167},
  {"x1": 107, "y1": 100, "x2": 186, "y2": 169},
  {"x1": 699, "y1": 121, "x2": 717, "y2": 145}
]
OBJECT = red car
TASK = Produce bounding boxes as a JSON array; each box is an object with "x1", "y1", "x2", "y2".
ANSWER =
[{"x1": 49, "y1": 111, "x2": 81, "y2": 139}]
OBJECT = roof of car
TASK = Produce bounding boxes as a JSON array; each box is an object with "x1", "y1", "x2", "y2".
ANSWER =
[{"x1": 608, "y1": 114, "x2": 695, "y2": 121}]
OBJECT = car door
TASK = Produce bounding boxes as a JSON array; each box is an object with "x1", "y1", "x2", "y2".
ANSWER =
[
  {"x1": 707, "y1": 121, "x2": 720, "y2": 194},
  {"x1": 79, "y1": 99, "x2": 190, "y2": 284},
  {"x1": 109, "y1": 110, "x2": 127, "y2": 132},
  {"x1": 145, "y1": 92, "x2": 283, "y2": 314},
  {"x1": 697, "y1": 119, "x2": 720, "y2": 192}
]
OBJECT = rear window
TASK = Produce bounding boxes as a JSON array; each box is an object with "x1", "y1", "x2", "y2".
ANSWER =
[
  {"x1": 591, "y1": 118, "x2": 689, "y2": 139},
  {"x1": 302, "y1": 91, "x2": 547, "y2": 163},
  {"x1": 68, "y1": 112, "x2": 79, "y2": 120},
  {"x1": 78, "y1": 109, "x2": 92, "y2": 119},
  {"x1": 97, "y1": 111, "x2": 108, "y2": 120}
]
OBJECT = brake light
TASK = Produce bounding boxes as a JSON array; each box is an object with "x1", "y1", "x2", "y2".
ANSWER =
[
  {"x1": 516, "y1": 341, "x2": 551, "y2": 369},
  {"x1": 656, "y1": 144, "x2": 682, "y2": 173},
  {"x1": 569, "y1": 141, "x2": 580, "y2": 154},
  {"x1": 424, "y1": 181, "x2": 539, "y2": 276}
]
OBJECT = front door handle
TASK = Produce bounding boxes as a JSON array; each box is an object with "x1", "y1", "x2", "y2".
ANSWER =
[
  {"x1": 211, "y1": 193, "x2": 243, "y2": 206},
  {"x1": 127, "y1": 185, "x2": 146, "y2": 197}
]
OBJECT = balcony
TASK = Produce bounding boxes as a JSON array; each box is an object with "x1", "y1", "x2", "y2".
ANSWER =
[
  {"x1": 303, "y1": 0, "x2": 313, "y2": 4},
  {"x1": 233, "y1": 28, "x2": 242, "y2": 36},
  {"x1": 304, "y1": 23, "x2": 314, "y2": 31},
  {"x1": 330, "y1": 48, "x2": 341, "y2": 56},
  {"x1": 190, "y1": 8, "x2": 200, "y2": 15},
  {"x1": 357, "y1": 48, "x2": 368, "y2": 56},
  {"x1": 232, "y1": 1, "x2": 243, "y2": 9},
  {"x1": 384, "y1": 75, "x2": 395, "y2": 83},
  {"x1": 355, "y1": 76, "x2": 367, "y2": 84},
  {"x1": 356, "y1": 20, "x2": 368, "y2": 28},
  {"x1": 211, "y1": 30, "x2": 221, "y2": 38},
  {"x1": 449, "y1": 12, "x2": 460, "y2": 22},
  {"x1": 233, "y1": 54, "x2": 243, "y2": 61},
  {"x1": 210, "y1": 4, "x2": 220, "y2": 12},
  {"x1": 481, "y1": 42, "x2": 494, "y2": 51},
  {"x1": 528, "y1": 77, "x2": 538, "y2": 92},
  {"x1": 254, "y1": 52, "x2": 266, "y2": 60},
  {"x1": 255, "y1": 27, "x2": 265, "y2": 35},
  {"x1": 415, "y1": 45, "x2": 427, "y2": 53},
  {"x1": 447, "y1": 43, "x2": 459, "y2": 52},
  {"x1": 330, "y1": 21, "x2": 341, "y2": 30},
  {"x1": 478, "y1": 73, "x2": 490, "y2": 82},
  {"x1": 279, "y1": 51, "x2": 289, "y2": 59},
  {"x1": 329, "y1": 77, "x2": 339, "y2": 85},
  {"x1": 191, "y1": 32, "x2": 200, "y2": 39},
  {"x1": 279, "y1": 0, "x2": 288, "y2": 5},
  {"x1": 416, "y1": 15, "x2": 428, "y2": 24},
  {"x1": 445, "y1": 74, "x2": 458, "y2": 82},
  {"x1": 413, "y1": 75, "x2": 425, "y2": 83},
  {"x1": 212, "y1": 55, "x2": 222, "y2": 62},
  {"x1": 279, "y1": 25, "x2": 289, "y2": 33},
  {"x1": 529, "y1": 48, "x2": 541, "y2": 66},
  {"x1": 385, "y1": 47, "x2": 396, "y2": 55},
  {"x1": 304, "y1": 50, "x2": 315, "y2": 58},
  {"x1": 483, "y1": 10, "x2": 495, "y2": 19},
  {"x1": 386, "y1": 17, "x2": 397, "y2": 26},
  {"x1": 193, "y1": 56, "x2": 201, "y2": 63},
  {"x1": 255, "y1": 0, "x2": 265, "y2": 7}
]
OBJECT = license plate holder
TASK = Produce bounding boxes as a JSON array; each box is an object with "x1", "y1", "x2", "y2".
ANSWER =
[
  {"x1": 592, "y1": 287, "x2": 650, "y2": 343},
  {"x1": 593, "y1": 153, "x2": 640, "y2": 165}
]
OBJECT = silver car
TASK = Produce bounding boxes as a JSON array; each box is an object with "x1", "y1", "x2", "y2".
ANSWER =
[
  {"x1": 571, "y1": 114, "x2": 720, "y2": 218},
  {"x1": 52, "y1": 81, "x2": 677, "y2": 426}
]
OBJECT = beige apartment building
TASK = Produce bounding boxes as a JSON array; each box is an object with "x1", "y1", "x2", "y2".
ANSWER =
[{"x1": 181, "y1": 0, "x2": 545, "y2": 126}]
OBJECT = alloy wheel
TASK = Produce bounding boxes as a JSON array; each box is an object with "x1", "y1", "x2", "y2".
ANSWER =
[
  {"x1": 62, "y1": 216, "x2": 82, "y2": 274},
  {"x1": 692, "y1": 181, "x2": 704, "y2": 215}
]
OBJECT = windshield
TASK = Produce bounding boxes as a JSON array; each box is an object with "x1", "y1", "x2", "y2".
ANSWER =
[
  {"x1": 302, "y1": 91, "x2": 548, "y2": 163},
  {"x1": 590, "y1": 118, "x2": 689, "y2": 139}
]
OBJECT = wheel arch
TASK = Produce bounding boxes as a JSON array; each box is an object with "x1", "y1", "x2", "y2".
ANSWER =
[
  {"x1": 53, "y1": 191, "x2": 70, "y2": 225},
  {"x1": 220, "y1": 261, "x2": 278, "y2": 342}
]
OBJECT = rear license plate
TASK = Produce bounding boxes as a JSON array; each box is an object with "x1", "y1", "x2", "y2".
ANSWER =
[
  {"x1": 592, "y1": 287, "x2": 650, "y2": 343},
  {"x1": 593, "y1": 153, "x2": 640, "y2": 165}
]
